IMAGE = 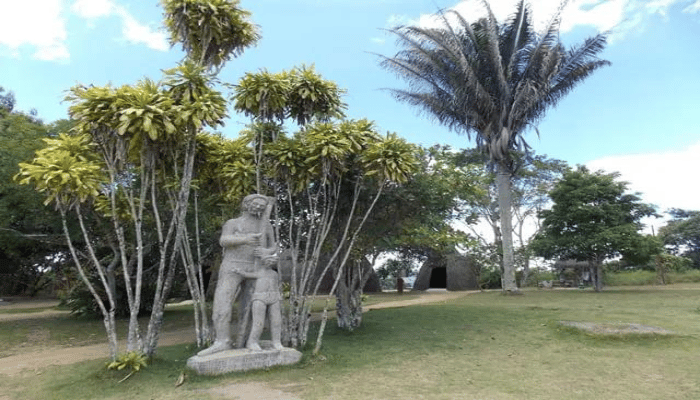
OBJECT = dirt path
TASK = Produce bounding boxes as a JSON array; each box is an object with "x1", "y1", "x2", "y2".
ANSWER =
[
  {"x1": 365, "y1": 289, "x2": 478, "y2": 310},
  {"x1": 0, "y1": 290, "x2": 478, "y2": 399}
]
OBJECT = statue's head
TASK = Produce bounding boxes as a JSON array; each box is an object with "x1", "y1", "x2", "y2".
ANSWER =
[{"x1": 242, "y1": 194, "x2": 270, "y2": 218}]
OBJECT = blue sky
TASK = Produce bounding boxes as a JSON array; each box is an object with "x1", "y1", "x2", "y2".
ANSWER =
[{"x1": 2, "y1": 0, "x2": 700, "y2": 223}]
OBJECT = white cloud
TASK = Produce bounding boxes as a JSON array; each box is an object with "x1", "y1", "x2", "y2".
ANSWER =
[
  {"x1": 119, "y1": 12, "x2": 169, "y2": 51},
  {"x1": 586, "y1": 141, "x2": 700, "y2": 214},
  {"x1": 72, "y1": 0, "x2": 169, "y2": 52},
  {"x1": 71, "y1": 0, "x2": 115, "y2": 19},
  {"x1": 0, "y1": 0, "x2": 69, "y2": 61},
  {"x1": 396, "y1": 0, "x2": 692, "y2": 43},
  {"x1": 386, "y1": 14, "x2": 414, "y2": 28},
  {"x1": 33, "y1": 43, "x2": 70, "y2": 61},
  {"x1": 644, "y1": 0, "x2": 678, "y2": 16},
  {"x1": 684, "y1": 0, "x2": 700, "y2": 13},
  {"x1": 0, "y1": 0, "x2": 168, "y2": 62}
]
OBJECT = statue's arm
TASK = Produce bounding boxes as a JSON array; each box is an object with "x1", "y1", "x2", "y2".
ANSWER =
[{"x1": 219, "y1": 219, "x2": 258, "y2": 247}]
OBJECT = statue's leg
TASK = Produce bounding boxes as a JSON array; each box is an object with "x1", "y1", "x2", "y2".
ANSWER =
[
  {"x1": 197, "y1": 272, "x2": 242, "y2": 356},
  {"x1": 246, "y1": 301, "x2": 265, "y2": 351},
  {"x1": 269, "y1": 302, "x2": 284, "y2": 350}
]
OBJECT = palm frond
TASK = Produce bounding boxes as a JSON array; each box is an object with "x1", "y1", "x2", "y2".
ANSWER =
[
  {"x1": 378, "y1": 0, "x2": 609, "y2": 172},
  {"x1": 516, "y1": 0, "x2": 568, "y2": 84},
  {"x1": 500, "y1": 0, "x2": 534, "y2": 80}
]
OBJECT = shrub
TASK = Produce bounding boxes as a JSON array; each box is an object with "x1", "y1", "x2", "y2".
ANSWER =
[
  {"x1": 604, "y1": 270, "x2": 657, "y2": 286},
  {"x1": 479, "y1": 266, "x2": 501, "y2": 289},
  {"x1": 59, "y1": 278, "x2": 156, "y2": 319}
]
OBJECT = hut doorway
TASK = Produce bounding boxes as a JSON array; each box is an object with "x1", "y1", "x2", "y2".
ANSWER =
[{"x1": 429, "y1": 267, "x2": 447, "y2": 288}]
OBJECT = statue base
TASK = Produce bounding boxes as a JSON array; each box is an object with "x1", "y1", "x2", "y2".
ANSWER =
[{"x1": 186, "y1": 341, "x2": 302, "y2": 375}]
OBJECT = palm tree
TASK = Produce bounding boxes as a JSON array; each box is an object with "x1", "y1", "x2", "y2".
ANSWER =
[{"x1": 379, "y1": 0, "x2": 610, "y2": 293}]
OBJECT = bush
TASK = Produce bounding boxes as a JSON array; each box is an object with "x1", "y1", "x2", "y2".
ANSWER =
[
  {"x1": 667, "y1": 270, "x2": 700, "y2": 284},
  {"x1": 604, "y1": 270, "x2": 657, "y2": 286},
  {"x1": 59, "y1": 278, "x2": 156, "y2": 319},
  {"x1": 603, "y1": 269, "x2": 700, "y2": 286},
  {"x1": 479, "y1": 267, "x2": 501, "y2": 289},
  {"x1": 520, "y1": 268, "x2": 556, "y2": 287}
]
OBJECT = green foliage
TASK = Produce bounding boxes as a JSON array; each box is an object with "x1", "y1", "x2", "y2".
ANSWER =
[
  {"x1": 356, "y1": 145, "x2": 486, "y2": 261},
  {"x1": 360, "y1": 132, "x2": 416, "y2": 183},
  {"x1": 59, "y1": 277, "x2": 157, "y2": 319},
  {"x1": 232, "y1": 64, "x2": 346, "y2": 125},
  {"x1": 163, "y1": 60, "x2": 228, "y2": 130},
  {"x1": 654, "y1": 253, "x2": 693, "y2": 284},
  {"x1": 532, "y1": 166, "x2": 658, "y2": 265},
  {"x1": 233, "y1": 69, "x2": 291, "y2": 122},
  {"x1": 659, "y1": 208, "x2": 700, "y2": 268},
  {"x1": 379, "y1": 1, "x2": 609, "y2": 172},
  {"x1": 161, "y1": 0, "x2": 260, "y2": 69},
  {"x1": 0, "y1": 95, "x2": 70, "y2": 295},
  {"x1": 376, "y1": 259, "x2": 415, "y2": 289},
  {"x1": 286, "y1": 65, "x2": 347, "y2": 125},
  {"x1": 106, "y1": 351, "x2": 148, "y2": 382},
  {"x1": 16, "y1": 133, "x2": 104, "y2": 207},
  {"x1": 603, "y1": 270, "x2": 658, "y2": 286},
  {"x1": 621, "y1": 234, "x2": 664, "y2": 267},
  {"x1": 195, "y1": 131, "x2": 256, "y2": 201},
  {"x1": 655, "y1": 253, "x2": 692, "y2": 273},
  {"x1": 380, "y1": 1, "x2": 609, "y2": 292},
  {"x1": 0, "y1": 86, "x2": 16, "y2": 113}
]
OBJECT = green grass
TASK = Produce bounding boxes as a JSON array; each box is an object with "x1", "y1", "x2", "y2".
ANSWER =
[
  {"x1": 3, "y1": 285, "x2": 700, "y2": 399},
  {"x1": 605, "y1": 270, "x2": 700, "y2": 286},
  {"x1": 0, "y1": 307, "x2": 195, "y2": 358}
]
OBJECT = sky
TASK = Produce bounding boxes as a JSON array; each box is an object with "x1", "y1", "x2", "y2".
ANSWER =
[{"x1": 2, "y1": 0, "x2": 700, "y2": 232}]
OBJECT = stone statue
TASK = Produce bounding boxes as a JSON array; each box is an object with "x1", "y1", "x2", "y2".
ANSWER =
[
  {"x1": 197, "y1": 194, "x2": 279, "y2": 356},
  {"x1": 243, "y1": 256, "x2": 283, "y2": 351}
]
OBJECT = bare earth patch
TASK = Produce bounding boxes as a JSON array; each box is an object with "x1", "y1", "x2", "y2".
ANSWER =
[
  {"x1": 559, "y1": 321, "x2": 676, "y2": 335},
  {"x1": 203, "y1": 382, "x2": 302, "y2": 400}
]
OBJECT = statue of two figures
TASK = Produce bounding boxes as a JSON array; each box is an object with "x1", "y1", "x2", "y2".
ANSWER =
[{"x1": 198, "y1": 194, "x2": 284, "y2": 356}]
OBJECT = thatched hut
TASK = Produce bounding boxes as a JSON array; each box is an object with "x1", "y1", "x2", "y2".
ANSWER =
[{"x1": 412, "y1": 253, "x2": 479, "y2": 291}]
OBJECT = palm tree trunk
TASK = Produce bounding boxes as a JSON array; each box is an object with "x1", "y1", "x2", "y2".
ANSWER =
[{"x1": 497, "y1": 166, "x2": 519, "y2": 293}]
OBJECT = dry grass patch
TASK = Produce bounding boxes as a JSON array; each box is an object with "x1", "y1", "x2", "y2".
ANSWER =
[{"x1": 559, "y1": 321, "x2": 676, "y2": 336}]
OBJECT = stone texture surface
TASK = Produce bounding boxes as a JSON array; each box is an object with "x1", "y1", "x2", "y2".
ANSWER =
[{"x1": 187, "y1": 341, "x2": 302, "y2": 375}]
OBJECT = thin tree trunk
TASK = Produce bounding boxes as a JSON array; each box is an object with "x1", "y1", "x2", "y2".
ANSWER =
[
  {"x1": 497, "y1": 167, "x2": 519, "y2": 294},
  {"x1": 313, "y1": 183, "x2": 384, "y2": 354},
  {"x1": 60, "y1": 205, "x2": 119, "y2": 360},
  {"x1": 593, "y1": 261, "x2": 603, "y2": 292},
  {"x1": 144, "y1": 132, "x2": 197, "y2": 356}
]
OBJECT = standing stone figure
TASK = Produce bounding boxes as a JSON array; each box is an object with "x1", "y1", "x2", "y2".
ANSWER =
[
  {"x1": 197, "y1": 194, "x2": 278, "y2": 356},
  {"x1": 244, "y1": 257, "x2": 284, "y2": 351}
]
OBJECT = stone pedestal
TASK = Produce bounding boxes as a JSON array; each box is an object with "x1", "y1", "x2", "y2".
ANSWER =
[{"x1": 186, "y1": 341, "x2": 302, "y2": 375}]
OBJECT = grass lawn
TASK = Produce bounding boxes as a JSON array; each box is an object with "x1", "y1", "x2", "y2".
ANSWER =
[{"x1": 2, "y1": 285, "x2": 700, "y2": 399}]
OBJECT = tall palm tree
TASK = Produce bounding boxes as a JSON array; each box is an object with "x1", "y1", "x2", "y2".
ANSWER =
[{"x1": 379, "y1": 0, "x2": 610, "y2": 293}]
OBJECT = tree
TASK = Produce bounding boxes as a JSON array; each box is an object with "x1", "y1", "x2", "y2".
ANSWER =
[
  {"x1": 379, "y1": 0, "x2": 610, "y2": 293},
  {"x1": 18, "y1": 64, "x2": 228, "y2": 361},
  {"x1": 531, "y1": 166, "x2": 657, "y2": 291},
  {"x1": 162, "y1": 0, "x2": 260, "y2": 70},
  {"x1": 262, "y1": 120, "x2": 417, "y2": 351},
  {"x1": 16, "y1": 0, "x2": 259, "y2": 360},
  {"x1": 0, "y1": 87, "x2": 16, "y2": 113},
  {"x1": 456, "y1": 150, "x2": 569, "y2": 286},
  {"x1": 358, "y1": 145, "x2": 484, "y2": 261},
  {"x1": 0, "y1": 90, "x2": 69, "y2": 296},
  {"x1": 659, "y1": 209, "x2": 700, "y2": 268}
]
